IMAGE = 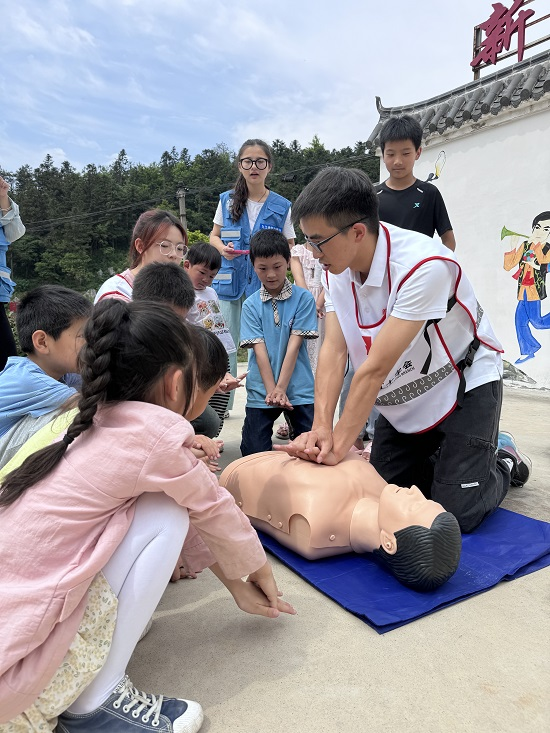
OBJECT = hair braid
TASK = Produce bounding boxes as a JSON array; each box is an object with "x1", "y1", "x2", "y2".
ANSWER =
[
  {"x1": 0, "y1": 301, "x2": 130, "y2": 508},
  {"x1": 1, "y1": 300, "x2": 199, "y2": 508},
  {"x1": 65, "y1": 301, "x2": 129, "y2": 443}
]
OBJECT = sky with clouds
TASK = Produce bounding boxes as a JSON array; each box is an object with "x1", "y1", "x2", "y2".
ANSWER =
[{"x1": 3, "y1": 0, "x2": 549, "y2": 172}]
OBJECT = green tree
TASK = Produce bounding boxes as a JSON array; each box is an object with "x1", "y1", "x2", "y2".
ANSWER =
[{"x1": 5, "y1": 137, "x2": 380, "y2": 293}]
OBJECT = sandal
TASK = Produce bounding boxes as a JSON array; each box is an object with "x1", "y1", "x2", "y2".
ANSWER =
[{"x1": 276, "y1": 424, "x2": 290, "y2": 439}]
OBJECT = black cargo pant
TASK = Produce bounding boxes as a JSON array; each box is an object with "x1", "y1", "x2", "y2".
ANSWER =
[{"x1": 370, "y1": 379, "x2": 510, "y2": 533}]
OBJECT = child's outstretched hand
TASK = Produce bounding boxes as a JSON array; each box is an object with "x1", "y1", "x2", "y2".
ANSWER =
[
  {"x1": 211, "y1": 561, "x2": 296, "y2": 618},
  {"x1": 232, "y1": 578, "x2": 296, "y2": 618},
  {"x1": 171, "y1": 554, "x2": 202, "y2": 582},
  {"x1": 218, "y1": 372, "x2": 247, "y2": 393},
  {"x1": 192, "y1": 435, "x2": 222, "y2": 460},
  {"x1": 190, "y1": 445, "x2": 221, "y2": 473},
  {"x1": 244, "y1": 561, "x2": 296, "y2": 617}
]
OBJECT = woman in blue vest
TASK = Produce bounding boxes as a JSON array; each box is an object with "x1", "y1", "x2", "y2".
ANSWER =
[
  {"x1": 0, "y1": 176, "x2": 26, "y2": 371},
  {"x1": 210, "y1": 139, "x2": 295, "y2": 409}
]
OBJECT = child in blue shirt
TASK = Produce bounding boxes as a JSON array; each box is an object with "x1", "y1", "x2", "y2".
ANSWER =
[
  {"x1": 240, "y1": 229, "x2": 317, "y2": 456},
  {"x1": 0, "y1": 285, "x2": 91, "y2": 463}
]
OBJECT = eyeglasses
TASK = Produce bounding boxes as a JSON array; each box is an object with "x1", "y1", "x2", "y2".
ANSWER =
[
  {"x1": 239, "y1": 157, "x2": 269, "y2": 170},
  {"x1": 304, "y1": 219, "x2": 367, "y2": 255},
  {"x1": 157, "y1": 240, "x2": 188, "y2": 257}
]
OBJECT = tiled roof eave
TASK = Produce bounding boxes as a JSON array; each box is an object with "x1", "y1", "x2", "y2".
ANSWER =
[
  {"x1": 417, "y1": 95, "x2": 550, "y2": 152},
  {"x1": 367, "y1": 49, "x2": 550, "y2": 149}
]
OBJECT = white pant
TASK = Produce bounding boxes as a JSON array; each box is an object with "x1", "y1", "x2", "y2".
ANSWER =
[{"x1": 68, "y1": 493, "x2": 189, "y2": 713}]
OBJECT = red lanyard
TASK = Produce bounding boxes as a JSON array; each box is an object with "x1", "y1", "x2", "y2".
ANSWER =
[{"x1": 350, "y1": 224, "x2": 391, "y2": 353}]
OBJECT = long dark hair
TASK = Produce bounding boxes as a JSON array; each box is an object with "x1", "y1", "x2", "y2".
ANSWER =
[
  {"x1": 0, "y1": 300, "x2": 200, "y2": 508},
  {"x1": 230, "y1": 139, "x2": 273, "y2": 222}
]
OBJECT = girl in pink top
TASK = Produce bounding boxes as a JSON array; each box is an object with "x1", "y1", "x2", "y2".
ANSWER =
[
  {"x1": 0, "y1": 300, "x2": 295, "y2": 732},
  {"x1": 94, "y1": 209, "x2": 189, "y2": 303}
]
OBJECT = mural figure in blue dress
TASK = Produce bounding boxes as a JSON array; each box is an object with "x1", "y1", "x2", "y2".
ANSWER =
[{"x1": 503, "y1": 212, "x2": 550, "y2": 364}]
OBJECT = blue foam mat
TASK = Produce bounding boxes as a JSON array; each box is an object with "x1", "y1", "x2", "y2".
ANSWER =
[{"x1": 258, "y1": 508, "x2": 550, "y2": 633}]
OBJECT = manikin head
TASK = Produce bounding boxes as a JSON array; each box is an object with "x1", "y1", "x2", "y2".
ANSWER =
[{"x1": 371, "y1": 485, "x2": 461, "y2": 592}]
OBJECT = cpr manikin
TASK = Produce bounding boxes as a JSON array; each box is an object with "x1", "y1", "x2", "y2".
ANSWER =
[{"x1": 220, "y1": 452, "x2": 461, "y2": 591}]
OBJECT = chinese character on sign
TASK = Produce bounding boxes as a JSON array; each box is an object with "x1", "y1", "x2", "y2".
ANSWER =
[{"x1": 471, "y1": 0, "x2": 535, "y2": 68}]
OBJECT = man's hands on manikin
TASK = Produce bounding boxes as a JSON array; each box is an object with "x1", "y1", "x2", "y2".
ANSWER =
[{"x1": 274, "y1": 425, "x2": 344, "y2": 465}]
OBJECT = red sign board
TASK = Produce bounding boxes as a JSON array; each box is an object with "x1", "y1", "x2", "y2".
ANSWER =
[{"x1": 471, "y1": 0, "x2": 536, "y2": 69}]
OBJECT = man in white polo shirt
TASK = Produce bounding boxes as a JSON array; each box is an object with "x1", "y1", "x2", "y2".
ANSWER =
[{"x1": 277, "y1": 167, "x2": 530, "y2": 533}]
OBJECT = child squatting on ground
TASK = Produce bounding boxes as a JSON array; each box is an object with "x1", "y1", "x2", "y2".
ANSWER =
[
  {"x1": 0, "y1": 299, "x2": 295, "y2": 732},
  {"x1": 132, "y1": 261, "x2": 226, "y2": 475},
  {"x1": 0, "y1": 285, "x2": 91, "y2": 470},
  {"x1": 0, "y1": 265, "x2": 221, "y2": 486},
  {"x1": 184, "y1": 243, "x2": 246, "y2": 435},
  {"x1": 239, "y1": 228, "x2": 318, "y2": 456}
]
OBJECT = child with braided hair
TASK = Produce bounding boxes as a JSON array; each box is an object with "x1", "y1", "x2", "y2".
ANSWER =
[{"x1": 0, "y1": 299, "x2": 295, "y2": 732}]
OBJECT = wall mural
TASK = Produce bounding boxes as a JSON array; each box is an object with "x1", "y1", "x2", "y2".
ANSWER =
[
  {"x1": 426, "y1": 151, "x2": 446, "y2": 182},
  {"x1": 502, "y1": 212, "x2": 550, "y2": 364}
]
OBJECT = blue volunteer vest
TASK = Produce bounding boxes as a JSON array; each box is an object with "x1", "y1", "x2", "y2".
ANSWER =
[
  {"x1": 212, "y1": 190, "x2": 291, "y2": 301},
  {"x1": 0, "y1": 226, "x2": 15, "y2": 304}
]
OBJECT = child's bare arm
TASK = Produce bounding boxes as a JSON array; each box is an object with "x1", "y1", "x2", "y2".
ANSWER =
[
  {"x1": 316, "y1": 290, "x2": 325, "y2": 318},
  {"x1": 265, "y1": 334, "x2": 303, "y2": 408},
  {"x1": 290, "y1": 255, "x2": 307, "y2": 289},
  {"x1": 252, "y1": 342, "x2": 277, "y2": 396}
]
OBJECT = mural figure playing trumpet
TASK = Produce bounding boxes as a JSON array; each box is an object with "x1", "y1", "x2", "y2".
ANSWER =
[{"x1": 502, "y1": 212, "x2": 550, "y2": 364}]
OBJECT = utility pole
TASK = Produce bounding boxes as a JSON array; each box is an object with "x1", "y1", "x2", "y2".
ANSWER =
[{"x1": 176, "y1": 184, "x2": 188, "y2": 233}]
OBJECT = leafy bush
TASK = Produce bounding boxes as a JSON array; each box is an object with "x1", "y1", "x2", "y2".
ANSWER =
[
  {"x1": 187, "y1": 230, "x2": 210, "y2": 245},
  {"x1": 5, "y1": 306, "x2": 22, "y2": 355}
]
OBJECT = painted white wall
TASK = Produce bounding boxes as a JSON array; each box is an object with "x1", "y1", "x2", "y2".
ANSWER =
[{"x1": 377, "y1": 103, "x2": 550, "y2": 387}]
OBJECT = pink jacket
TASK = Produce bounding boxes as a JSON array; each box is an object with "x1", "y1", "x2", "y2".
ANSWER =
[{"x1": 0, "y1": 401, "x2": 265, "y2": 721}]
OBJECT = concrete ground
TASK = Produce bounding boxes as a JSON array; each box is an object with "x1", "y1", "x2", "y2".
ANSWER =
[{"x1": 128, "y1": 373, "x2": 550, "y2": 733}]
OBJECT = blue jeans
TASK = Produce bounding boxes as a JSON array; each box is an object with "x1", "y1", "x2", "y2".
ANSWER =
[
  {"x1": 515, "y1": 291, "x2": 550, "y2": 357},
  {"x1": 241, "y1": 404, "x2": 314, "y2": 456}
]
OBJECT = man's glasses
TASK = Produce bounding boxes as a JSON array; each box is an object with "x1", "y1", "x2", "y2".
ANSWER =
[
  {"x1": 304, "y1": 219, "x2": 367, "y2": 255},
  {"x1": 239, "y1": 157, "x2": 269, "y2": 170},
  {"x1": 157, "y1": 240, "x2": 188, "y2": 257}
]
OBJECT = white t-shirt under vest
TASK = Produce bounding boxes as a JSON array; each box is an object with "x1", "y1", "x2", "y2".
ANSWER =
[
  {"x1": 324, "y1": 223, "x2": 503, "y2": 433},
  {"x1": 94, "y1": 269, "x2": 134, "y2": 303}
]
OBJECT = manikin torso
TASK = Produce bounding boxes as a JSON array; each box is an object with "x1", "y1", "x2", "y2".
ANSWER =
[{"x1": 221, "y1": 452, "x2": 393, "y2": 559}]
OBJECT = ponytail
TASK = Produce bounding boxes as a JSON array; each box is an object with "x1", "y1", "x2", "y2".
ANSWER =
[
  {"x1": 230, "y1": 174, "x2": 250, "y2": 223},
  {"x1": 0, "y1": 300, "x2": 200, "y2": 507}
]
